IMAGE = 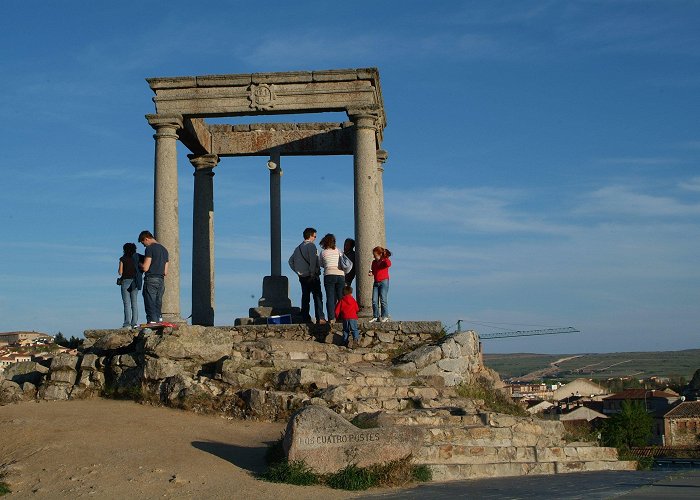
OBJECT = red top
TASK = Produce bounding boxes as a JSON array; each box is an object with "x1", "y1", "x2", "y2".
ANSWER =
[
  {"x1": 335, "y1": 294, "x2": 359, "y2": 320},
  {"x1": 371, "y1": 257, "x2": 391, "y2": 282}
]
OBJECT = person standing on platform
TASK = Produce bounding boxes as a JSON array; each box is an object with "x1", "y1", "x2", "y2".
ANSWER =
[
  {"x1": 117, "y1": 242, "x2": 143, "y2": 329},
  {"x1": 335, "y1": 285, "x2": 360, "y2": 348},
  {"x1": 343, "y1": 238, "x2": 356, "y2": 286},
  {"x1": 288, "y1": 227, "x2": 325, "y2": 324},
  {"x1": 368, "y1": 246, "x2": 392, "y2": 323},
  {"x1": 319, "y1": 233, "x2": 345, "y2": 323},
  {"x1": 138, "y1": 230, "x2": 169, "y2": 324}
]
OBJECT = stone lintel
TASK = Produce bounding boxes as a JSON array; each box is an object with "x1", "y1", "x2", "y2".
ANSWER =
[
  {"x1": 148, "y1": 68, "x2": 376, "y2": 90},
  {"x1": 180, "y1": 118, "x2": 211, "y2": 155},
  {"x1": 210, "y1": 124, "x2": 354, "y2": 156}
]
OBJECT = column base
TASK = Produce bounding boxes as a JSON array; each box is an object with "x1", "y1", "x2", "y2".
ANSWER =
[
  {"x1": 258, "y1": 275, "x2": 292, "y2": 310},
  {"x1": 358, "y1": 307, "x2": 374, "y2": 318},
  {"x1": 161, "y1": 313, "x2": 187, "y2": 324}
]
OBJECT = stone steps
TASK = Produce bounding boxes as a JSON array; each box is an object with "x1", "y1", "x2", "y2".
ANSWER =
[
  {"x1": 427, "y1": 459, "x2": 637, "y2": 482},
  {"x1": 416, "y1": 443, "x2": 621, "y2": 465}
]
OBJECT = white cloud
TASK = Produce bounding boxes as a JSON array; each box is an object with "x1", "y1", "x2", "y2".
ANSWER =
[{"x1": 576, "y1": 186, "x2": 700, "y2": 217}]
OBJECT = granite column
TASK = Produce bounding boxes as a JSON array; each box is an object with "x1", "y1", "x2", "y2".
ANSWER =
[
  {"x1": 189, "y1": 153, "x2": 219, "y2": 326},
  {"x1": 146, "y1": 113, "x2": 183, "y2": 322},
  {"x1": 350, "y1": 110, "x2": 382, "y2": 317}
]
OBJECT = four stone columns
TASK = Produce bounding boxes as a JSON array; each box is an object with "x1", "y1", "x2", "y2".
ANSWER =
[
  {"x1": 147, "y1": 113, "x2": 183, "y2": 323},
  {"x1": 189, "y1": 153, "x2": 219, "y2": 326},
  {"x1": 145, "y1": 112, "x2": 387, "y2": 323},
  {"x1": 351, "y1": 110, "x2": 384, "y2": 317}
]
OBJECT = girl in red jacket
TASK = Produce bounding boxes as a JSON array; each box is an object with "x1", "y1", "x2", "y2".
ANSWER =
[
  {"x1": 368, "y1": 246, "x2": 392, "y2": 323},
  {"x1": 335, "y1": 285, "x2": 360, "y2": 348}
]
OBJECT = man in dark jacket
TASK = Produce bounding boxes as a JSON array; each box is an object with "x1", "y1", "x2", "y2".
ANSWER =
[{"x1": 288, "y1": 227, "x2": 325, "y2": 324}]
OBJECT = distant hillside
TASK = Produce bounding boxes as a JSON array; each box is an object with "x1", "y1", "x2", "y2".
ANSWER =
[{"x1": 483, "y1": 349, "x2": 700, "y2": 381}]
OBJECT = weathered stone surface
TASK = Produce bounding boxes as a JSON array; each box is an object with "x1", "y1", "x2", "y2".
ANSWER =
[
  {"x1": 402, "y1": 345, "x2": 442, "y2": 369},
  {"x1": 40, "y1": 382, "x2": 72, "y2": 400},
  {"x1": 452, "y1": 331, "x2": 478, "y2": 354},
  {"x1": 440, "y1": 338, "x2": 461, "y2": 359},
  {"x1": 50, "y1": 354, "x2": 79, "y2": 371},
  {"x1": 143, "y1": 356, "x2": 190, "y2": 380},
  {"x1": 80, "y1": 354, "x2": 99, "y2": 371},
  {"x1": 50, "y1": 369, "x2": 77, "y2": 385},
  {"x1": 144, "y1": 327, "x2": 235, "y2": 363},
  {"x1": 437, "y1": 358, "x2": 470, "y2": 373},
  {"x1": 93, "y1": 331, "x2": 137, "y2": 351},
  {"x1": 283, "y1": 405, "x2": 421, "y2": 473},
  {"x1": 3, "y1": 361, "x2": 49, "y2": 386},
  {"x1": 376, "y1": 331, "x2": 395, "y2": 343},
  {"x1": 277, "y1": 368, "x2": 339, "y2": 390}
]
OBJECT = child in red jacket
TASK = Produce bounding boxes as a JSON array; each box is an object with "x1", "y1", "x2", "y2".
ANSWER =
[
  {"x1": 368, "y1": 246, "x2": 392, "y2": 323},
  {"x1": 335, "y1": 285, "x2": 360, "y2": 348}
]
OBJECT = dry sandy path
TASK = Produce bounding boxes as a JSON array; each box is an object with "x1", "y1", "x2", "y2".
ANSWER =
[{"x1": 0, "y1": 399, "x2": 360, "y2": 499}]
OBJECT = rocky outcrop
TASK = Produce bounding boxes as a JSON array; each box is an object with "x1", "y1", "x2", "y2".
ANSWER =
[{"x1": 4, "y1": 321, "x2": 635, "y2": 481}]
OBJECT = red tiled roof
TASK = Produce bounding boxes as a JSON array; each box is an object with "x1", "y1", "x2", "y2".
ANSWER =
[
  {"x1": 665, "y1": 401, "x2": 700, "y2": 419},
  {"x1": 604, "y1": 389, "x2": 678, "y2": 400}
]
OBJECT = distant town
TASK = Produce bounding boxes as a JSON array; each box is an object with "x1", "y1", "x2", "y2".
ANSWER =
[{"x1": 0, "y1": 331, "x2": 80, "y2": 369}]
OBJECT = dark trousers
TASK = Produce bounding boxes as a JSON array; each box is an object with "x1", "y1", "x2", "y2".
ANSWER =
[
  {"x1": 324, "y1": 274, "x2": 345, "y2": 320},
  {"x1": 299, "y1": 275, "x2": 324, "y2": 322},
  {"x1": 143, "y1": 275, "x2": 165, "y2": 323}
]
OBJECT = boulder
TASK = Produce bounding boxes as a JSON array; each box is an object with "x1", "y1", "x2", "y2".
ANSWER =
[
  {"x1": 50, "y1": 354, "x2": 79, "y2": 371},
  {"x1": 283, "y1": 405, "x2": 422, "y2": 474},
  {"x1": 80, "y1": 353, "x2": 100, "y2": 371},
  {"x1": 3, "y1": 361, "x2": 49, "y2": 386},
  {"x1": 402, "y1": 345, "x2": 442, "y2": 369},
  {"x1": 93, "y1": 331, "x2": 137, "y2": 351},
  {"x1": 50, "y1": 369, "x2": 77, "y2": 385},
  {"x1": 39, "y1": 382, "x2": 72, "y2": 400},
  {"x1": 144, "y1": 326, "x2": 235, "y2": 363}
]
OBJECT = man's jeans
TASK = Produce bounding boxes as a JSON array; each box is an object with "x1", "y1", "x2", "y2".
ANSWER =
[
  {"x1": 143, "y1": 275, "x2": 165, "y2": 323},
  {"x1": 324, "y1": 274, "x2": 345, "y2": 320},
  {"x1": 299, "y1": 275, "x2": 324, "y2": 322},
  {"x1": 120, "y1": 278, "x2": 139, "y2": 327},
  {"x1": 372, "y1": 279, "x2": 389, "y2": 319}
]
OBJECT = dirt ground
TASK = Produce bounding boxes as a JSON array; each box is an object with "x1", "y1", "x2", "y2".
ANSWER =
[{"x1": 0, "y1": 399, "x2": 361, "y2": 499}]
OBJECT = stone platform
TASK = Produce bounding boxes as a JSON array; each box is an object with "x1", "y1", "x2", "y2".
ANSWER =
[{"x1": 0, "y1": 321, "x2": 636, "y2": 481}]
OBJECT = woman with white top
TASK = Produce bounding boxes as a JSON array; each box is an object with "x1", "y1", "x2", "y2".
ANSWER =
[{"x1": 319, "y1": 233, "x2": 346, "y2": 323}]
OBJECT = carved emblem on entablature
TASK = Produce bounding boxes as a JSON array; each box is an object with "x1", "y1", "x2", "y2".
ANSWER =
[{"x1": 248, "y1": 83, "x2": 276, "y2": 110}]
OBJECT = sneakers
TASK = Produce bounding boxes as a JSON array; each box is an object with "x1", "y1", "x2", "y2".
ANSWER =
[
  {"x1": 369, "y1": 317, "x2": 379, "y2": 323},
  {"x1": 380, "y1": 317, "x2": 390, "y2": 323}
]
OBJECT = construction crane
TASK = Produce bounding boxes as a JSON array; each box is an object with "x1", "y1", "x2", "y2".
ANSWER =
[{"x1": 454, "y1": 320, "x2": 580, "y2": 339}]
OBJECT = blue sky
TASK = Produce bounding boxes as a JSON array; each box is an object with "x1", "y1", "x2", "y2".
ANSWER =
[{"x1": 1, "y1": 1, "x2": 699, "y2": 354}]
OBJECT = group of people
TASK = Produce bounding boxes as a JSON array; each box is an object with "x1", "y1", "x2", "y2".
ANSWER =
[
  {"x1": 116, "y1": 227, "x2": 393, "y2": 347},
  {"x1": 117, "y1": 230, "x2": 169, "y2": 328},
  {"x1": 288, "y1": 227, "x2": 392, "y2": 347}
]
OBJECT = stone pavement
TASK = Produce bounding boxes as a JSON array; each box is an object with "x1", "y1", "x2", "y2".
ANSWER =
[{"x1": 363, "y1": 470, "x2": 700, "y2": 499}]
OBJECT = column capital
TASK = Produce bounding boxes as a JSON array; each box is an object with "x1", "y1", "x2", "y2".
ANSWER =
[
  {"x1": 347, "y1": 106, "x2": 380, "y2": 129},
  {"x1": 376, "y1": 149, "x2": 389, "y2": 164},
  {"x1": 188, "y1": 153, "x2": 220, "y2": 172},
  {"x1": 146, "y1": 113, "x2": 183, "y2": 130}
]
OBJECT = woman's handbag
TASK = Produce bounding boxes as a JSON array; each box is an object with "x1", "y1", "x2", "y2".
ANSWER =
[
  {"x1": 116, "y1": 277, "x2": 123, "y2": 286},
  {"x1": 338, "y1": 252, "x2": 353, "y2": 274}
]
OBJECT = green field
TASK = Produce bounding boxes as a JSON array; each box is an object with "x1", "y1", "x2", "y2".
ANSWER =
[{"x1": 483, "y1": 349, "x2": 700, "y2": 381}]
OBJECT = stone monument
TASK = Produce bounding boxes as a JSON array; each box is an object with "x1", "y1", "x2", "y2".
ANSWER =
[{"x1": 144, "y1": 68, "x2": 388, "y2": 324}]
